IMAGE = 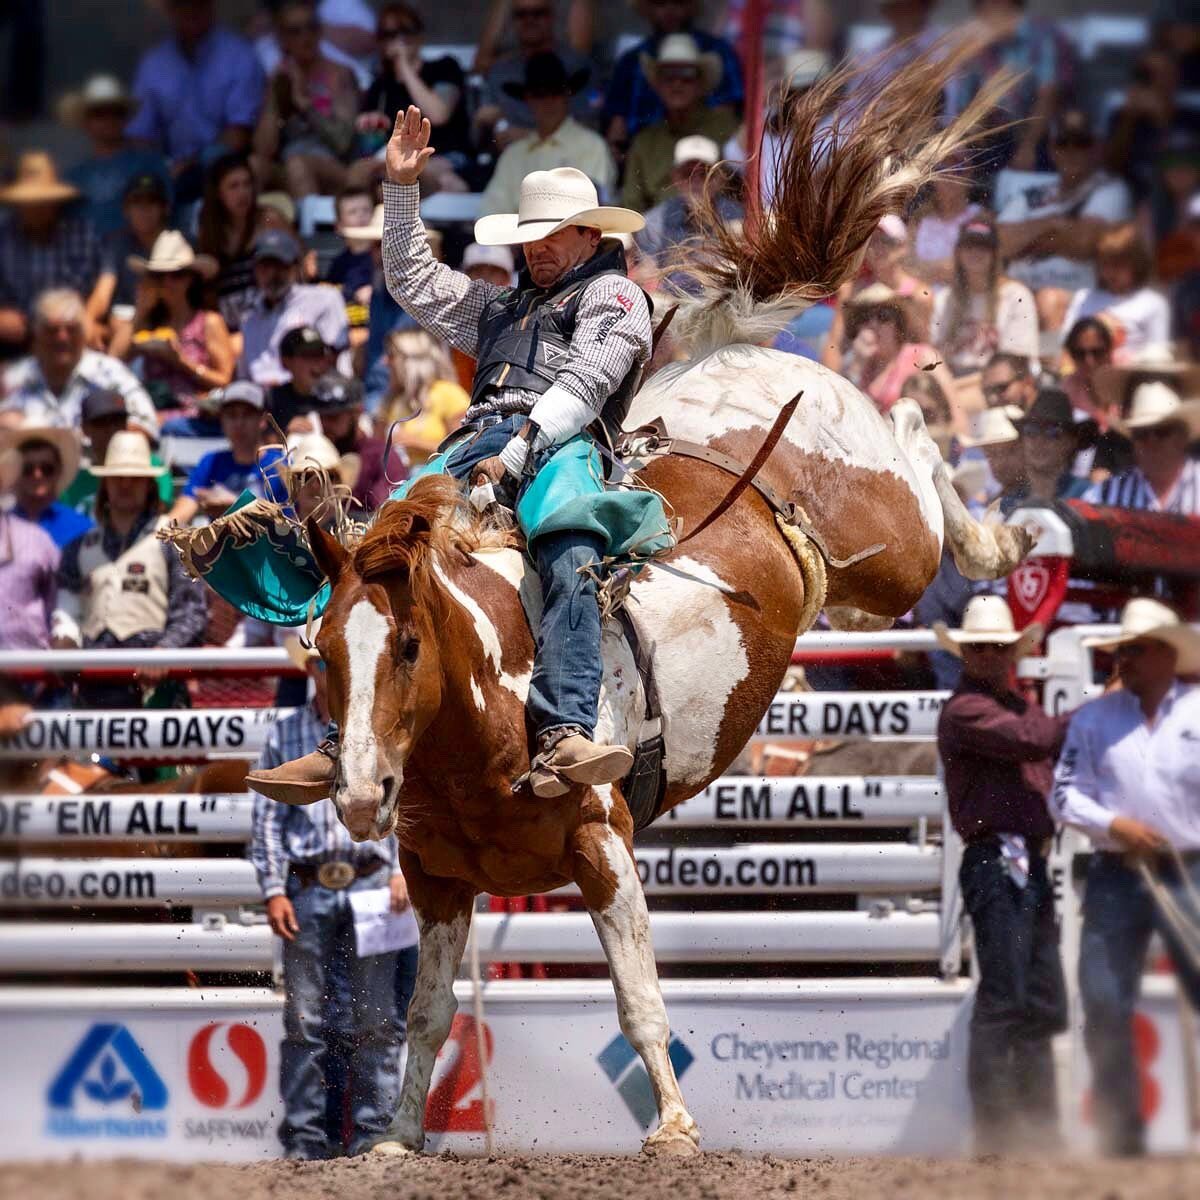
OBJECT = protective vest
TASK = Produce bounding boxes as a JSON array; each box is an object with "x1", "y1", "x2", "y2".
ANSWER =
[
  {"x1": 79, "y1": 516, "x2": 171, "y2": 643},
  {"x1": 471, "y1": 241, "x2": 650, "y2": 436}
]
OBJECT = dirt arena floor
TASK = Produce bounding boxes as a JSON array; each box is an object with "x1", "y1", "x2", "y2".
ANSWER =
[{"x1": 3, "y1": 1152, "x2": 1200, "y2": 1200}]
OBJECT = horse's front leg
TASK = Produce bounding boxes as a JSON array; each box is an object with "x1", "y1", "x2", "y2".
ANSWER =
[
  {"x1": 372, "y1": 852, "x2": 474, "y2": 1156},
  {"x1": 572, "y1": 802, "x2": 700, "y2": 1156}
]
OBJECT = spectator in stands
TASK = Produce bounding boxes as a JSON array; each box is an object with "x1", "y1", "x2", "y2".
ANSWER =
[
  {"x1": 279, "y1": 431, "x2": 361, "y2": 523},
  {"x1": 603, "y1": 0, "x2": 743, "y2": 153},
  {"x1": 0, "y1": 448, "x2": 59, "y2": 654},
  {"x1": 355, "y1": 3, "x2": 471, "y2": 181},
  {"x1": 0, "y1": 154, "x2": 103, "y2": 360},
  {"x1": 110, "y1": 231, "x2": 234, "y2": 427},
  {"x1": 1086, "y1": 380, "x2": 1200, "y2": 516},
  {"x1": 930, "y1": 219, "x2": 1038, "y2": 377},
  {"x1": 196, "y1": 154, "x2": 262, "y2": 334},
  {"x1": 1156, "y1": 187, "x2": 1200, "y2": 286},
  {"x1": 239, "y1": 230, "x2": 349, "y2": 386},
  {"x1": 476, "y1": 0, "x2": 594, "y2": 153},
  {"x1": 935, "y1": 594, "x2": 1068, "y2": 1155},
  {"x1": 621, "y1": 35, "x2": 737, "y2": 216},
  {"x1": 912, "y1": 166, "x2": 983, "y2": 287},
  {"x1": 479, "y1": 53, "x2": 615, "y2": 219},
  {"x1": 958, "y1": 404, "x2": 1025, "y2": 504},
  {"x1": 249, "y1": 630, "x2": 405, "y2": 1162},
  {"x1": 269, "y1": 326, "x2": 337, "y2": 431},
  {"x1": 980, "y1": 350, "x2": 1037, "y2": 413},
  {"x1": 1147, "y1": 135, "x2": 1200, "y2": 271},
  {"x1": 60, "y1": 390, "x2": 174, "y2": 518},
  {"x1": 327, "y1": 186, "x2": 376, "y2": 306},
  {"x1": 253, "y1": 1, "x2": 360, "y2": 200},
  {"x1": 0, "y1": 421, "x2": 91, "y2": 549},
  {"x1": 945, "y1": 0, "x2": 1068, "y2": 178},
  {"x1": 999, "y1": 388, "x2": 1093, "y2": 515},
  {"x1": 1052, "y1": 598, "x2": 1200, "y2": 1157},
  {"x1": 126, "y1": 0, "x2": 265, "y2": 204},
  {"x1": 167, "y1": 382, "x2": 287, "y2": 525},
  {"x1": 60, "y1": 75, "x2": 169, "y2": 240},
  {"x1": 853, "y1": 0, "x2": 938, "y2": 88},
  {"x1": 1061, "y1": 318, "x2": 1132, "y2": 483},
  {"x1": 997, "y1": 110, "x2": 1132, "y2": 332},
  {"x1": 1061, "y1": 227, "x2": 1170, "y2": 363},
  {"x1": 52, "y1": 430, "x2": 208, "y2": 706},
  {"x1": 0, "y1": 289, "x2": 158, "y2": 435},
  {"x1": 636, "y1": 135, "x2": 741, "y2": 290},
  {"x1": 381, "y1": 329, "x2": 468, "y2": 465},
  {"x1": 251, "y1": 0, "x2": 379, "y2": 87},
  {"x1": 84, "y1": 173, "x2": 172, "y2": 349},
  {"x1": 461, "y1": 242, "x2": 514, "y2": 289}
]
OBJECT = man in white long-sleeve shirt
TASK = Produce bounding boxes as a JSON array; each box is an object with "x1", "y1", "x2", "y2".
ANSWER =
[{"x1": 1051, "y1": 597, "x2": 1200, "y2": 1157}]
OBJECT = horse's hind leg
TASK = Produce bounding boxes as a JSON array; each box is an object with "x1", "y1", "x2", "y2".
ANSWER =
[
  {"x1": 372, "y1": 855, "x2": 474, "y2": 1156},
  {"x1": 573, "y1": 808, "x2": 700, "y2": 1156}
]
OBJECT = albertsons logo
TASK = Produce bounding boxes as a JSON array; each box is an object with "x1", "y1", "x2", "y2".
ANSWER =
[
  {"x1": 597, "y1": 1033, "x2": 694, "y2": 1129},
  {"x1": 46, "y1": 1023, "x2": 169, "y2": 1139}
]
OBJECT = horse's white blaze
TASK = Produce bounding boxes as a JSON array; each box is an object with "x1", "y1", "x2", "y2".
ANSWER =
[
  {"x1": 342, "y1": 599, "x2": 391, "y2": 795},
  {"x1": 433, "y1": 560, "x2": 531, "y2": 699},
  {"x1": 627, "y1": 555, "x2": 749, "y2": 791}
]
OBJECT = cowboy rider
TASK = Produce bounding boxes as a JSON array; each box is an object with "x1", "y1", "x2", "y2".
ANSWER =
[{"x1": 249, "y1": 105, "x2": 652, "y2": 804}]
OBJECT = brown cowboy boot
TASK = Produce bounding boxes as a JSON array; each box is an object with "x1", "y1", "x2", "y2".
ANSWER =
[
  {"x1": 246, "y1": 738, "x2": 338, "y2": 805},
  {"x1": 527, "y1": 728, "x2": 634, "y2": 799}
]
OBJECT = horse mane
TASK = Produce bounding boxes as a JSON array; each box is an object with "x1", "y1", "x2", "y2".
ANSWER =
[
  {"x1": 350, "y1": 474, "x2": 515, "y2": 610},
  {"x1": 669, "y1": 32, "x2": 1015, "y2": 356}
]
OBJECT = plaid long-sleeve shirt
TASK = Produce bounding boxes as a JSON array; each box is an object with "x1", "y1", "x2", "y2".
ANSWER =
[
  {"x1": 381, "y1": 181, "x2": 651, "y2": 422},
  {"x1": 248, "y1": 703, "x2": 400, "y2": 899}
]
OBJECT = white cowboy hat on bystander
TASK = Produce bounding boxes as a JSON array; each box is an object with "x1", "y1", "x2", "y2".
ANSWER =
[
  {"x1": 1113, "y1": 380, "x2": 1200, "y2": 439},
  {"x1": 128, "y1": 229, "x2": 218, "y2": 279},
  {"x1": 90, "y1": 430, "x2": 166, "y2": 478},
  {"x1": 957, "y1": 406, "x2": 1023, "y2": 449},
  {"x1": 1083, "y1": 598, "x2": 1200, "y2": 674},
  {"x1": 640, "y1": 33, "x2": 723, "y2": 96},
  {"x1": 0, "y1": 419, "x2": 82, "y2": 485},
  {"x1": 337, "y1": 203, "x2": 384, "y2": 242},
  {"x1": 933, "y1": 594, "x2": 1043, "y2": 660},
  {"x1": 282, "y1": 433, "x2": 361, "y2": 493}
]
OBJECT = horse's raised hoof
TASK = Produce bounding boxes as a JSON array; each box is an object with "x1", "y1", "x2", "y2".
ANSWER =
[
  {"x1": 641, "y1": 1125, "x2": 701, "y2": 1157},
  {"x1": 369, "y1": 1138, "x2": 418, "y2": 1157}
]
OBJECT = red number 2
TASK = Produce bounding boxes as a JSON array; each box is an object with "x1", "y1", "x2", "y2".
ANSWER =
[{"x1": 424, "y1": 1015, "x2": 494, "y2": 1132}]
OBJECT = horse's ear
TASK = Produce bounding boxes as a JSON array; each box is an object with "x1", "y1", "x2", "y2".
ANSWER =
[{"x1": 307, "y1": 518, "x2": 348, "y2": 583}]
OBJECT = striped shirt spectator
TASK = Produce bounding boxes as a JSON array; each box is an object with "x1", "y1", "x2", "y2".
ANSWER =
[
  {"x1": 249, "y1": 703, "x2": 399, "y2": 899},
  {"x1": 0, "y1": 214, "x2": 103, "y2": 314},
  {"x1": 1084, "y1": 460, "x2": 1200, "y2": 515}
]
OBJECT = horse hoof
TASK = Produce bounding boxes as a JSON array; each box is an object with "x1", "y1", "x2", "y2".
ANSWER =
[
  {"x1": 641, "y1": 1128, "x2": 701, "y2": 1157},
  {"x1": 370, "y1": 1139, "x2": 418, "y2": 1157}
]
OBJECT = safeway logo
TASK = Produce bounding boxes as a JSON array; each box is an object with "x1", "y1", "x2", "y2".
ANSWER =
[
  {"x1": 597, "y1": 1033, "x2": 694, "y2": 1129},
  {"x1": 188, "y1": 1023, "x2": 268, "y2": 1109}
]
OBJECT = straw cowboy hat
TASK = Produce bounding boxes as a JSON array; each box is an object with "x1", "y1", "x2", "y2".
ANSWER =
[
  {"x1": 0, "y1": 152, "x2": 80, "y2": 206},
  {"x1": 282, "y1": 433, "x2": 361, "y2": 493},
  {"x1": 640, "y1": 33, "x2": 723, "y2": 96},
  {"x1": 0, "y1": 420, "x2": 82, "y2": 485},
  {"x1": 1113, "y1": 379, "x2": 1200, "y2": 439},
  {"x1": 90, "y1": 430, "x2": 166, "y2": 478},
  {"x1": 57, "y1": 73, "x2": 139, "y2": 127},
  {"x1": 1083, "y1": 597, "x2": 1200, "y2": 674},
  {"x1": 1093, "y1": 344, "x2": 1200, "y2": 417},
  {"x1": 474, "y1": 167, "x2": 644, "y2": 247},
  {"x1": 958, "y1": 405, "x2": 1023, "y2": 449},
  {"x1": 933, "y1": 595, "x2": 1043, "y2": 659},
  {"x1": 338, "y1": 203, "x2": 384, "y2": 241},
  {"x1": 127, "y1": 230, "x2": 218, "y2": 279}
]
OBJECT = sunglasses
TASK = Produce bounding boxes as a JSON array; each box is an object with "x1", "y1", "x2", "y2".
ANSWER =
[
  {"x1": 378, "y1": 24, "x2": 419, "y2": 38},
  {"x1": 964, "y1": 642, "x2": 1011, "y2": 655},
  {"x1": 1131, "y1": 423, "x2": 1185, "y2": 442},
  {"x1": 982, "y1": 379, "x2": 1018, "y2": 400},
  {"x1": 512, "y1": 5, "x2": 551, "y2": 17},
  {"x1": 1069, "y1": 344, "x2": 1108, "y2": 362},
  {"x1": 1114, "y1": 642, "x2": 1149, "y2": 659},
  {"x1": 22, "y1": 460, "x2": 59, "y2": 479},
  {"x1": 281, "y1": 19, "x2": 319, "y2": 35},
  {"x1": 1054, "y1": 135, "x2": 1094, "y2": 150}
]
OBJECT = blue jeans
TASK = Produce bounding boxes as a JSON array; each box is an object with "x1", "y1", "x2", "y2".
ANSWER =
[
  {"x1": 1079, "y1": 852, "x2": 1200, "y2": 1154},
  {"x1": 280, "y1": 865, "x2": 401, "y2": 1158},
  {"x1": 442, "y1": 416, "x2": 605, "y2": 738},
  {"x1": 960, "y1": 840, "x2": 1067, "y2": 1150}
]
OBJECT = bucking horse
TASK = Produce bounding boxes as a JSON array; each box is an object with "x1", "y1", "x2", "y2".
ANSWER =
[{"x1": 172, "y1": 43, "x2": 1028, "y2": 1155}]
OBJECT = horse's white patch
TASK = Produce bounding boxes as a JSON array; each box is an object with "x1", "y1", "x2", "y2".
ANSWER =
[
  {"x1": 468, "y1": 674, "x2": 485, "y2": 712},
  {"x1": 592, "y1": 782, "x2": 614, "y2": 820},
  {"x1": 474, "y1": 548, "x2": 543, "y2": 627},
  {"x1": 342, "y1": 599, "x2": 391, "y2": 788},
  {"x1": 625, "y1": 555, "x2": 749, "y2": 791}
]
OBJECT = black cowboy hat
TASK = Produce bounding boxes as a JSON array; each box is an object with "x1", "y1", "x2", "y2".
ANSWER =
[
  {"x1": 502, "y1": 51, "x2": 588, "y2": 100},
  {"x1": 1011, "y1": 386, "x2": 1099, "y2": 446}
]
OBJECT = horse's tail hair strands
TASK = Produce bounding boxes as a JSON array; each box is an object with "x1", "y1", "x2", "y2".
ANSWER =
[{"x1": 669, "y1": 32, "x2": 1015, "y2": 357}]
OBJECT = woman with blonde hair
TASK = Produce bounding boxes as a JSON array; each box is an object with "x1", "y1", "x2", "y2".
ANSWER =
[{"x1": 380, "y1": 329, "x2": 468, "y2": 464}]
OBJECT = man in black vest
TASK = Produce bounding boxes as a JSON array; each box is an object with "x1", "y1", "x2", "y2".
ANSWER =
[{"x1": 250, "y1": 104, "x2": 651, "y2": 804}]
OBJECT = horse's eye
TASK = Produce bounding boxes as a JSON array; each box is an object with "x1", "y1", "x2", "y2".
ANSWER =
[{"x1": 400, "y1": 637, "x2": 420, "y2": 664}]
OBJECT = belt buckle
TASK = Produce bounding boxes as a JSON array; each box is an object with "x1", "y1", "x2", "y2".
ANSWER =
[{"x1": 317, "y1": 861, "x2": 356, "y2": 890}]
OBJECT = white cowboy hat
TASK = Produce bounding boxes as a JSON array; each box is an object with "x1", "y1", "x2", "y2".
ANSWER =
[
  {"x1": 1112, "y1": 380, "x2": 1200, "y2": 438},
  {"x1": 933, "y1": 595, "x2": 1043, "y2": 659},
  {"x1": 90, "y1": 430, "x2": 166, "y2": 478},
  {"x1": 781, "y1": 48, "x2": 831, "y2": 92},
  {"x1": 0, "y1": 420, "x2": 82, "y2": 486},
  {"x1": 1083, "y1": 597, "x2": 1200, "y2": 674},
  {"x1": 462, "y1": 242, "x2": 515, "y2": 273},
  {"x1": 337, "y1": 203, "x2": 384, "y2": 241},
  {"x1": 1093, "y1": 344, "x2": 1200, "y2": 417},
  {"x1": 640, "y1": 33, "x2": 723, "y2": 97},
  {"x1": 282, "y1": 433, "x2": 361, "y2": 493},
  {"x1": 57, "y1": 74, "x2": 140, "y2": 126},
  {"x1": 958, "y1": 405, "x2": 1023, "y2": 448},
  {"x1": 474, "y1": 167, "x2": 645, "y2": 247},
  {"x1": 673, "y1": 134, "x2": 720, "y2": 167},
  {"x1": 128, "y1": 230, "x2": 218, "y2": 279}
]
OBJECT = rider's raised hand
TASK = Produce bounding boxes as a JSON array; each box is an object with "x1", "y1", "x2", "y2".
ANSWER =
[{"x1": 387, "y1": 104, "x2": 436, "y2": 185}]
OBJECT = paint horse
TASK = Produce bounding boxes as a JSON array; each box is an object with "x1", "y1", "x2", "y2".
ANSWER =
[{"x1": 253, "y1": 44, "x2": 1030, "y2": 1156}]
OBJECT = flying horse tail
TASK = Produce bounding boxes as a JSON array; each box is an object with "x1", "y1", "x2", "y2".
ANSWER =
[{"x1": 669, "y1": 33, "x2": 1016, "y2": 356}]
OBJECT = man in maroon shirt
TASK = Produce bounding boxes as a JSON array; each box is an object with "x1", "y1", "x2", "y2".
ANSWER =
[{"x1": 935, "y1": 595, "x2": 1071, "y2": 1155}]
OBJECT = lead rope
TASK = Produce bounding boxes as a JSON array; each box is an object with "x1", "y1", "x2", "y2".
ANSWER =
[{"x1": 466, "y1": 903, "x2": 495, "y2": 1155}]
